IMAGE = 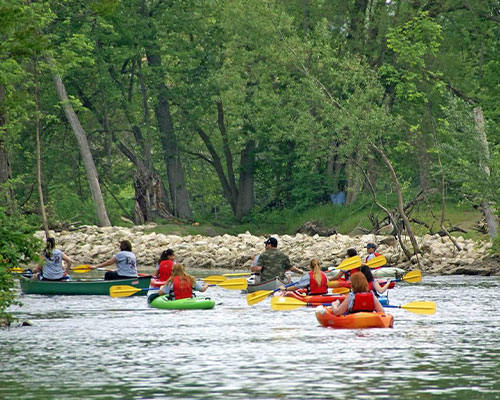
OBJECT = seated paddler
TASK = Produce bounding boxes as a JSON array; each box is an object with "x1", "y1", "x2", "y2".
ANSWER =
[
  {"x1": 157, "y1": 264, "x2": 209, "y2": 300},
  {"x1": 330, "y1": 273, "x2": 385, "y2": 315},
  {"x1": 278, "y1": 259, "x2": 328, "y2": 295}
]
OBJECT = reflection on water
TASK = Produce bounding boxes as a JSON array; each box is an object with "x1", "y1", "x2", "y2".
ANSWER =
[{"x1": 1, "y1": 275, "x2": 499, "y2": 399}]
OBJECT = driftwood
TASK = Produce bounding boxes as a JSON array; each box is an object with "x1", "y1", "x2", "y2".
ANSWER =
[{"x1": 296, "y1": 221, "x2": 338, "y2": 237}]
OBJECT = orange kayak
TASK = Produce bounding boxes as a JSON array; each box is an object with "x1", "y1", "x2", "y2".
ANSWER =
[{"x1": 315, "y1": 306, "x2": 394, "y2": 329}]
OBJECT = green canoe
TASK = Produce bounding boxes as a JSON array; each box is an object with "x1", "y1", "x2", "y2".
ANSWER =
[
  {"x1": 19, "y1": 275, "x2": 152, "y2": 296},
  {"x1": 149, "y1": 295, "x2": 215, "y2": 310}
]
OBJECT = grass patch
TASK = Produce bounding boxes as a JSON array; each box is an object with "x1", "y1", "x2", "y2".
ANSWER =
[{"x1": 146, "y1": 200, "x2": 487, "y2": 241}]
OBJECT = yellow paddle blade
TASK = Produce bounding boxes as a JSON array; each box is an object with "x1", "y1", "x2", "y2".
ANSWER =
[
  {"x1": 215, "y1": 278, "x2": 248, "y2": 290},
  {"x1": 271, "y1": 296, "x2": 309, "y2": 311},
  {"x1": 246, "y1": 289, "x2": 274, "y2": 306},
  {"x1": 336, "y1": 256, "x2": 362, "y2": 271},
  {"x1": 109, "y1": 285, "x2": 143, "y2": 298},
  {"x1": 7, "y1": 267, "x2": 24, "y2": 273},
  {"x1": 202, "y1": 275, "x2": 226, "y2": 284},
  {"x1": 402, "y1": 270, "x2": 422, "y2": 283},
  {"x1": 366, "y1": 255, "x2": 387, "y2": 269},
  {"x1": 401, "y1": 301, "x2": 436, "y2": 315},
  {"x1": 71, "y1": 264, "x2": 92, "y2": 273},
  {"x1": 332, "y1": 287, "x2": 350, "y2": 295},
  {"x1": 223, "y1": 272, "x2": 251, "y2": 277}
]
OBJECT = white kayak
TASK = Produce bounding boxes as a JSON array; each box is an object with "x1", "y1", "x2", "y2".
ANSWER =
[{"x1": 372, "y1": 267, "x2": 405, "y2": 278}]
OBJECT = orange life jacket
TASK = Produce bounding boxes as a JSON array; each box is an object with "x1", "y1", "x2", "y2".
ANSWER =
[
  {"x1": 308, "y1": 271, "x2": 328, "y2": 295},
  {"x1": 173, "y1": 276, "x2": 193, "y2": 299}
]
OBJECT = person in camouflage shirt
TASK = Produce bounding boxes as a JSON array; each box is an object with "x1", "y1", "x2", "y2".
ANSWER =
[{"x1": 252, "y1": 237, "x2": 304, "y2": 281}]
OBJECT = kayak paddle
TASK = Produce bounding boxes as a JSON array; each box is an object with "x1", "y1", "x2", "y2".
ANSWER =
[
  {"x1": 7, "y1": 266, "x2": 24, "y2": 273},
  {"x1": 365, "y1": 255, "x2": 387, "y2": 269},
  {"x1": 384, "y1": 301, "x2": 436, "y2": 315},
  {"x1": 110, "y1": 278, "x2": 248, "y2": 298},
  {"x1": 270, "y1": 296, "x2": 342, "y2": 311},
  {"x1": 202, "y1": 275, "x2": 227, "y2": 284},
  {"x1": 394, "y1": 270, "x2": 422, "y2": 283},
  {"x1": 71, "y1": 264, "x2": 102, "y2": 273},
  {"x1": 223, "y1": 272, "x2": 252, "y2": 277},
  {"x1": 246, "y1": 281, "x2": 298, "y2": 306},
  {"x1": 332, "y1": 287, "x2": 350, "y2": 295}
]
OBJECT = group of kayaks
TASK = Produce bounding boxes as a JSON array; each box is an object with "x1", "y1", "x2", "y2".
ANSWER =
[{"x1": 16, "y1": 257, "x2": 432, "y2": 329}]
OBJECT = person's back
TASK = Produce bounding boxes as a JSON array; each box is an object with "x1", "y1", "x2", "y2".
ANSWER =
[
  {"x1": 42, "y1": 249, "x2": 64, "y2": 280},
  {"x1": 259, "y1": 247, "x2": 291, "y2": 281},
  {"x1": 115, "y1": 250, "x2": 137, "y2": 278},
  {"x1": 157, "y1": 259, "x2": 174, "y2": 281}
]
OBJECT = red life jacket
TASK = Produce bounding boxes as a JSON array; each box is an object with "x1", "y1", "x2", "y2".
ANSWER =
[
  {"x1": 350, "y1": 292, "x2": 376, "y2": 313},
  {"x1": 344, "y1": 268, "x2": 360, "y2": 281},
  {"x1": 308, "y1": 271, "x2": 328, "y2": 295},
  {"x1": 173, "y1": 276, "x2": 193, "y2": 299},
  {"x1": 157, "y1": 260, "x2": 174, "y2": 281}
]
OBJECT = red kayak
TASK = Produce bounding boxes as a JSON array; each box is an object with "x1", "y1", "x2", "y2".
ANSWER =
[
  {"x1": 150, "y1": 278, "x2": 165, "y2": 288},
  {"x1": 279, "y1": 291, "x2": 346, "y2": 305},
  {"x1": 328, "y1": 279, "x2": 396, "y2": 289}
]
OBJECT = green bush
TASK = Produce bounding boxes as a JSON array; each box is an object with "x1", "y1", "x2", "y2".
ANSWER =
[{"x1": 0, "y1": 209, "x2": 41, "y2": 324}]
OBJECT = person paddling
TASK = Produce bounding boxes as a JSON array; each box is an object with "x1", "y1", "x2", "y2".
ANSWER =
[
  {"x1": 153, "y1": 249, "x2": 175, "y2": 281},
  {"x1": 90, "y1": 240, "x2": 138, "y2": 280},
  {"x1": 32, "y1": 238, "x2": 74, "y2": 281},
  {"x1": 360, "y1": 265, "x2": 391, "y2": 297},
  {"x1": 330, "y1": 273, "x2": 385, "y2": 315},
  {"x1": 278, "y1": 259, "x2": 328, "y2": 295},
  {"x1": 157, "y1": 264, "x2": 208, "y2": 300},
  {"x1": 364, "y1": 242, "x2": 383, "y2": 269},
  {"x1": 329, "y1": 248, "x2": 360, "y2": 283},
  {"x1": 251, "y1": 237, "x2": 304, "y2": 283}
]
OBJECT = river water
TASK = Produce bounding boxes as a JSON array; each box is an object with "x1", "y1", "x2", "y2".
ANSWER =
[{"x1": 1, "y1": 274, "x2": 499, "y2": 399}]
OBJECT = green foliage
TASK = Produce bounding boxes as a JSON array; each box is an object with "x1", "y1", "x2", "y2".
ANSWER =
[{"x1": 0, "y1": 209, "x2": 41, "y2": 323}]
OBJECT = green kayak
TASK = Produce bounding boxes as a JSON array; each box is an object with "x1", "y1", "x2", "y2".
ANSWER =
[
  {"x1": 149, "y1": 295, "x2": 215, "y2": 310},
  {"x1": 19, "y1": 275, "x2": 151, "y2": 296}
]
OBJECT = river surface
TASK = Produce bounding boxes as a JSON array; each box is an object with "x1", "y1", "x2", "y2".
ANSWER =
[{"x1": 1, "y1": 274, "x2": 499, "y2": 400}]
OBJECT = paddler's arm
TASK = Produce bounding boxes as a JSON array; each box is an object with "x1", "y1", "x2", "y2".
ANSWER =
[
  {"x1": 194, "y1": 281, "x2": 209, "y2": 292},
  {"x1": 329, "y1": 270, "x2": 344, "y2": 281},
  {"x1": 374, "y1": 279, "x2": 391, "y2": 294},
  {"x1": 158, "y1": 282, "x2": 172, "y2": 296},
  {"x1": 373, "y1": 296, "x2": 385, "y2": 313},
  {"x1": 91, "y1": 257, "x2": 116, "y2": 271},
  {"x1": 61, "y1": 253, "x2": 73, "y2": 273},
  {"x1": 331, "y1": 298, "x2": 348, "y2": 316}
]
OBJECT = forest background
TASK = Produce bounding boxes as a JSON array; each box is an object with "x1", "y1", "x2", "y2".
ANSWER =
[{"x1": 2, "y1": 0, "x2": 500, "y2": 277}]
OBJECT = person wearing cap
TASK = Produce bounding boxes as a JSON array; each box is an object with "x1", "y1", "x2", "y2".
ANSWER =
[
  {"x1": 364, "y1": 243, "x2": 381, "y2": 263},
  {"x1": 251, "y1": 237, "x2": 304, "y2": 282}
]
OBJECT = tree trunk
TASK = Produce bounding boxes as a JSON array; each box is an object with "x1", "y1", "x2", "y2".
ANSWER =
[
  {"x1": 52, "y1": 72, "x2": 111, "y2": 226},
  {"x1": 154, "y1": 93, "x2": 192, "y2": 220},
  {"x1": 145, "y1": 50, "x2": 192, "y2": 220},
  {"x1": 235, "y1": 140, "x2": 256, "y2": 221},
  {"x1": 474, "y1": 106, "x2": 498, "y2": 238},
  {"x1": 0, "y1": 84, "x2": 14, "y2": 210},
  {"x1": 371, "y1": 143, "x2": 421, "y2": 257},
  {"x1": 34, "y1": 60, "x2": 49, "y2": 237}
]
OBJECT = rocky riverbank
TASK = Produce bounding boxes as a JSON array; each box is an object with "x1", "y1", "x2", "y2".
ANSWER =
[{"x1": 35, "y1": 225, "x2": 500, "y2": 276}]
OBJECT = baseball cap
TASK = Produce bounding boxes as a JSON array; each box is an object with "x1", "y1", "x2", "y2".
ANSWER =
[
  {"x1": 264, "y1": 237, "x2": 278, "y2": 247},
  {"x1": 365, "y1": 243, "x2": 377, "y2": 249}
]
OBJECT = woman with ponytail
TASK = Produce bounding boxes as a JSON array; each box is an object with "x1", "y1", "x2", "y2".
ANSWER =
[
  {"x1": 157, "y1": 264, "x2": 208, "y2": 300},
  {"x1": 33, "y1": 238, "x2": 74, "y2": 281},
  {"x1": 277, "y1": 259, "x2": 328, "y2": 295}
]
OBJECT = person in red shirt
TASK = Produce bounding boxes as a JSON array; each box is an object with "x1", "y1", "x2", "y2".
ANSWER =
[
  {"x1": 329, "y1": 248, "x2": 360, "y2": 282},
  {"x1": 154, "y1": 249, "x2": 175, "y2": 281},
  {"x1": 278, "y1": 259, "x2": 328, "y2": 295}
]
